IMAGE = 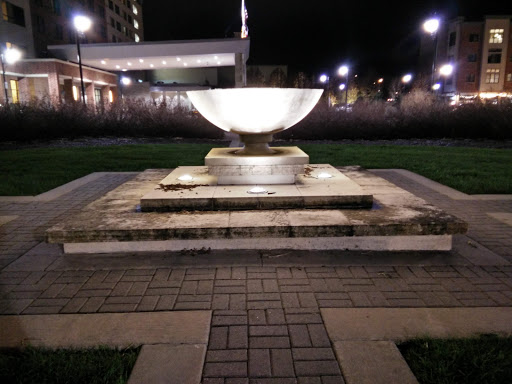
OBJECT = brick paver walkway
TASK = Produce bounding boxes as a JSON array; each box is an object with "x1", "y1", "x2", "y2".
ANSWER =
[{"x1": 1, "y1": 170, "x2": 511, "y2": 383}]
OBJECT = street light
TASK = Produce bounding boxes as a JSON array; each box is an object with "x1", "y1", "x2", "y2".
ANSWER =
[
  {"x1": 423, "y1": 17, "x2": 440, "y2": 90},
  {"x1": 120, "y1": 76, "x2": 131, "y2": 99},
  {"x1": 319, "y1": 74, "x2": 330, "y2": 107},
  {"x1": 73, "y1": 15, "x2": 92, "y2": 105},
  {"x1": 439, "y1": 64, "x2": 453, "y2": 76},
  {"x1": 1, "y1": 46, "x2": 22, "y2": 105},
  {"x1": 402, "y1": 74, "x2": 412, "y2": 83},
  {"x1": 338, "y1": 65, "x2": 349, "y2": 109}
]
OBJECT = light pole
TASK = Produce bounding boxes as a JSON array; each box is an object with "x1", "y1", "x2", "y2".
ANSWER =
[
  {"x1": 423, "y1": 17, "x2": 440, "y2": 90},
  {"x1": 73, "y1": 15, "x2": 92, "y2": 105},
  {"x1": 401, "y1": 74, "x2": 412, "y2": 97},
  {"x1": 338, "y1": 65, "x2": 349, "y2": 109},
  {"x1": 438, "y1": 64, "x2": 453, "y2": 99},
  {"x1": 1, "y1": 46, "x2": 22, "y2": 105},
  {"x1": 120, "y1": 76, "x2": 131, "y2": 100},
  {"x1": 319, "y1": 74, "x2": 330, "y2": 107}
]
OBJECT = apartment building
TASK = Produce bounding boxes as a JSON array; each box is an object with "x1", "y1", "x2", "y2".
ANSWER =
[
  {"x1": 421, "y1": 15, "x2": 512, "y2": 102},
  {"x1": 1, "y1": 0, "x2": 144, "y2": 105}
]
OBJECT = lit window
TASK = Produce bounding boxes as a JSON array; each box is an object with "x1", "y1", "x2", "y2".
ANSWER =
[
  {"x1": 132, "y1": 4, "x2": 138, "y2": 14},
  {"x1": 134, "y1": 19, "x2": 138, "y2": 29},
  {"x1": 94, "y1": 88, "x2": 102, "y2": 104},
  {"x1": 507, "y1": 73, "x2": 512, "y2": 82},
  {"x1": 72, "y1": 85, "x2": 79, "y2": 101},
  {"x1": 108, "y1": 89, "x2": 114, "y2": 102},
  {"x1": 489, "y1": 29, "x2": 504, "y2": 44},
  {"x1": 485, "y1": 68, "x2": 500, "y2": 84},
  {"x1": 134, "y1": 33, "x2": 140, "y2": 42},
  {"x1": 10, "y1": 79, "x2": 19, "y2": 103}
]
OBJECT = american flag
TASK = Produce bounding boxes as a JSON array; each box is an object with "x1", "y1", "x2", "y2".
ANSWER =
[{"x1": 241, "y1": 0, "x2": 249, "y2": 38}]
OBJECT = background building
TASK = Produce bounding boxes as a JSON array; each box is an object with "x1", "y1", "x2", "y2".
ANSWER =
[{"x1": 420, "y1": 15, "x2": 512, "y2": 103}]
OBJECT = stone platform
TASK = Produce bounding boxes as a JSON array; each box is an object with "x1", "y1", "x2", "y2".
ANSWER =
[
  {"x1": 45, "y1": 167, "x2": 468, "y2": 254},
  {"x1": 140, "y1": 164, "x2": 373, "y2": 211}
]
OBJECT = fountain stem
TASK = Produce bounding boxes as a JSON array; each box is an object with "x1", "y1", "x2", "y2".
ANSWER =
[{"x1": 235, "y1": 134, "x2": 277, "y2": 155}]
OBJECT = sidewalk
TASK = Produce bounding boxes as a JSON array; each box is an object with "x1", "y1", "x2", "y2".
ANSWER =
[{"x1": 1, "y1": 169, "x2": 511, "y2": 383}]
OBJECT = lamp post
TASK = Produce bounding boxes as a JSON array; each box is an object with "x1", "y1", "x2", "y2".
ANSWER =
[
  {"x1": 319, "y1": 74, "x2": 330, "y2": 107},
  {"x1": 1, "y1": 46, "x2": 22, "y2": 105},
  {"x1": 73, "y1": 15, "x2": 92, "y2": 105},
  {"x1": 423, "y1": 17, "x2": 440, "y2": 90},
  {"x1": 120, "y1": 76, "x2": 131, "y2": 100},
  {"x1": 438, "y1": 64, "x2": 453, "y2": 100},
  {"x1": 401, "y1": 74, "x2": 412, "y2": 97},
  {"x1": 338, "y1": 65, "x2": 349, "y2": 109}
]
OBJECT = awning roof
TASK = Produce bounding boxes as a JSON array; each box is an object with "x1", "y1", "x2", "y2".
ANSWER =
[{"x1": 48, "y1": 38, "x2": 250, "y2": 71}]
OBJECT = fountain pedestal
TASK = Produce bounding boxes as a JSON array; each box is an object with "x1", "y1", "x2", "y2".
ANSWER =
[{"x1": 206, "y1": 146, "x2": 309, "y2": 185}]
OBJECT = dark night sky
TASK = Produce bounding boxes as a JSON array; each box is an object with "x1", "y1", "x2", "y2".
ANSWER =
[{"x1": 143, "y1": 0, "x2": 512, "y2": 77}]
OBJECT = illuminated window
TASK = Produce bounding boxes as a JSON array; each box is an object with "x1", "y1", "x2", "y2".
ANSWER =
[
  {"x1": 489, "y1": 29, "x2": 504, "y2": 44},
  {"x1": 507, "y1": 73, "x2": 512, "y2": 82},
  {"x1": 134, "y1": 33, "x2": 140, "y2": 42},
  {"x1": 134, "y1": 19, "x2": 138, "y2": 29},
  {"x1": 10, "y1": 79, "x2": 19, "y2": 103},
  {"x1": 72, "y1": 85, "x2": 79, "y2": 101},
  {"x1": 485, "y1": 68, "x2": 500, "y2": 84},
  {"x1": 132, "y1": 4, "x2": 138, "y2": 15},
  {"x1": 94, "y1": 88, "x2": 102, "y2": 104},
  {"x1": 108, "y1": 89, "x2": 114, "y2": 102}
]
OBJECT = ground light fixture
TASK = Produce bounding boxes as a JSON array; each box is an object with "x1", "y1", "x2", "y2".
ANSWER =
[
  {"x1": 73, "y1": 15, "x2": 92, "y2": 105},
  {"x1": 317, "y1": 172, "x2": 333, "y2": 179},
  {"x1": 247, "y1": 186, "x2": 267, "y2": 194},
  {"x1": 1, "y1": 46, "x2": 22, "y2": 105},
  {"x1": 177, "y1": 174, "x2": 194, "y2": 181}
]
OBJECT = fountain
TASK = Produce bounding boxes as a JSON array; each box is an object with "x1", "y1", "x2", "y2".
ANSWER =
[{"x1": 45, "y1": 87, "x2": 467, "y2": 254}]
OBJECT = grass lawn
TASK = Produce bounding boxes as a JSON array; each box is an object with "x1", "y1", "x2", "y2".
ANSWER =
[
  {"x1": 0, "y1": 346, "x2": 140, "y2": 384},
  {"x1": 398, "y1": 335, "x2": 512, "y2": 384},
  {"x1": 1, "y1": 143, "x2": 511, "y2": 196}
]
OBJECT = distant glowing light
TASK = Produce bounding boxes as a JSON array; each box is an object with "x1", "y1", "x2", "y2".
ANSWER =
[
  {"x1": 439, "y1": 64, "x2": 453, "y2": 76},
  {"x1": 378, "y1": 78, "x2": 384, "y2": 83},
  {"x1": 402, "y1": 74, "x2": 412, "y2": 83},
  {"x1": 317, "y1": 172, "x2": 333, "y2": 179},
  {"x1": 121, "y1": 77, "x2": 131, "y2": 85},
  {"x1": 339, "y1": 83, "x2": 346, "y2": 90},
  {"x1": 162, "y1": 60, "x2": 167, "y2": 64},
  {"x1": 197, "y1": 59, "x2": 201, "y2": 63},
  {"x1": 149, "y1": 64, "x2": 154, "y2": 68},
  {"x1": 101, "y1": 60, "x2": 107, "y2": 65},
  {"x1": 338, "y1": 65, "x2": 349, "y2": 76},
  {"x1": 73, "y1": 15, "x2": 92, "y2": 33},
  {"x1": 214, "y1": 56, "x2": 218, "y2": 59},
  {"x1": 319, "y1": 74, "x2": 328, "y2": 83},
  {"x1": 139, "y1": 59, "x2": 144, "y2": 63},
  {"x1": 177, "y1": 57, "x2": 181, "y2": 61},
  {"x1": 127, "y1": 62, "x2": 132, "y2": 66},
  {"x1": 184, "y1": 63, "x2": 188, "y2": 66},
  {"x1": 178, "y1": 174, "x2": 193, "y2": 181},
  {"x1": 247, "y1": 186, "x2": 267, "y2": 194},
  {"x1": 4, "y1": 47, "x2": 22, "y2": 64},
  {"x1": 122, "y1": 69, "x2": 127, "y2": 72},
  {"x1": 423, "y1": 18, "x2": 440, "y2": 34},
  {"x1": 115, "y1": 65, "x2": 120, "y2": 69},
  {"x1": 217, "y1": 61, "x2": 221, "y2": 65},
  {"x1": 432, "y1": 83, "x2": 441, "y2": 90},
  {"x1": 108, "y1": 89, "x2": 113, "y2": 102}
]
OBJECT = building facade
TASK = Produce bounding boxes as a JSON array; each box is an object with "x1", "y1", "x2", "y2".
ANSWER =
[{"x1": 420, "y1": 15, "x2": 512, "y2": 103}]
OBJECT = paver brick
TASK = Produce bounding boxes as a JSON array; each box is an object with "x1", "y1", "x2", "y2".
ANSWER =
[
  {"x1": 209, "y1": 326, "x2": 228, "y2": 350},
  {"x1": 229, "y1": 325, "x2": 248, "y2": 349},
  {"x1": 250, "y1": 336, "x2": 290, "y2": 349},
  {"x1": 136, "y1": 296, "x2": 159, "y2": 311},
  {"x1": 247, "y1": 301, "x2": 282, "y2": 310},
  {"x1": 292, "y1": 348, "x2": 335, "y2": 361},
  {"x1": 155, "y1": 295, "x2": 176, "y2": 310},
  {"x1": 207, "y1": 349, "x2": 248, "y2": 362},
  {"x1": 213, "y1": 315, "x2": 248, "y2": 326},
  {"x1": 204, "y1": 362, "x2": 247, "y2": 378},
  {"x1": 249, "y1": 309, "x2": 266, "y2": 325},
  {"x1": 286, "y1": 313, "x2": 322, "y2": 324},
  {"x1": 289, "y1": 325, "x2": 312, "y2": 347},
  {"x1": 249, "y1": 349, "x2": 271, "y2": 377},
  {"x1": 307, "y1": 324, "x2": 331, "y2": 347},
  {"x1": 271, "y1": 348, "x2": 295, "y2": 377},
  {"x1": 250, "y1": 325, "x2": 288, "y2": 336}
]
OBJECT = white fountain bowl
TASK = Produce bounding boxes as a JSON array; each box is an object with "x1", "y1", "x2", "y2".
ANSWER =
[{"x1": 187, "y1": 88, "x2": 323, "y2": 135}]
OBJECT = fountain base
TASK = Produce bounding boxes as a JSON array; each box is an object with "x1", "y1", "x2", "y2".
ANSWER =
[{"x1": 205, "y1": 146, "x2": 308, "y2": 185}]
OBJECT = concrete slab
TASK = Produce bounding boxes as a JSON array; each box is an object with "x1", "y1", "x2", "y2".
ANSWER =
[
  {"x1": 0, "y1": 215, "x2": 18, "y2": 226},
  {"x1": 334, "y1": 341, "x2": 418, "y2": 384},
  {"x1": 127, "y1": 344, "x2": 206, "y2": 384},
  {"x1": 140, "y1": 165, "x2": 372, "y2": 211},
  {"x1": 488, "y1": 212, "x2": 512, "y2": 227},
  {"x1": 322, "y1": 308, "x2": 512, "y2": 342},
  {"x1": 47, "y1": 168, "x2": 467, "y2": 252},
  {"x1": 0, "y1": 311, "x2": 211, "y2": 348},
  {"x1": 3, "y1": 243, "x2": 62, "y2": 271}
]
